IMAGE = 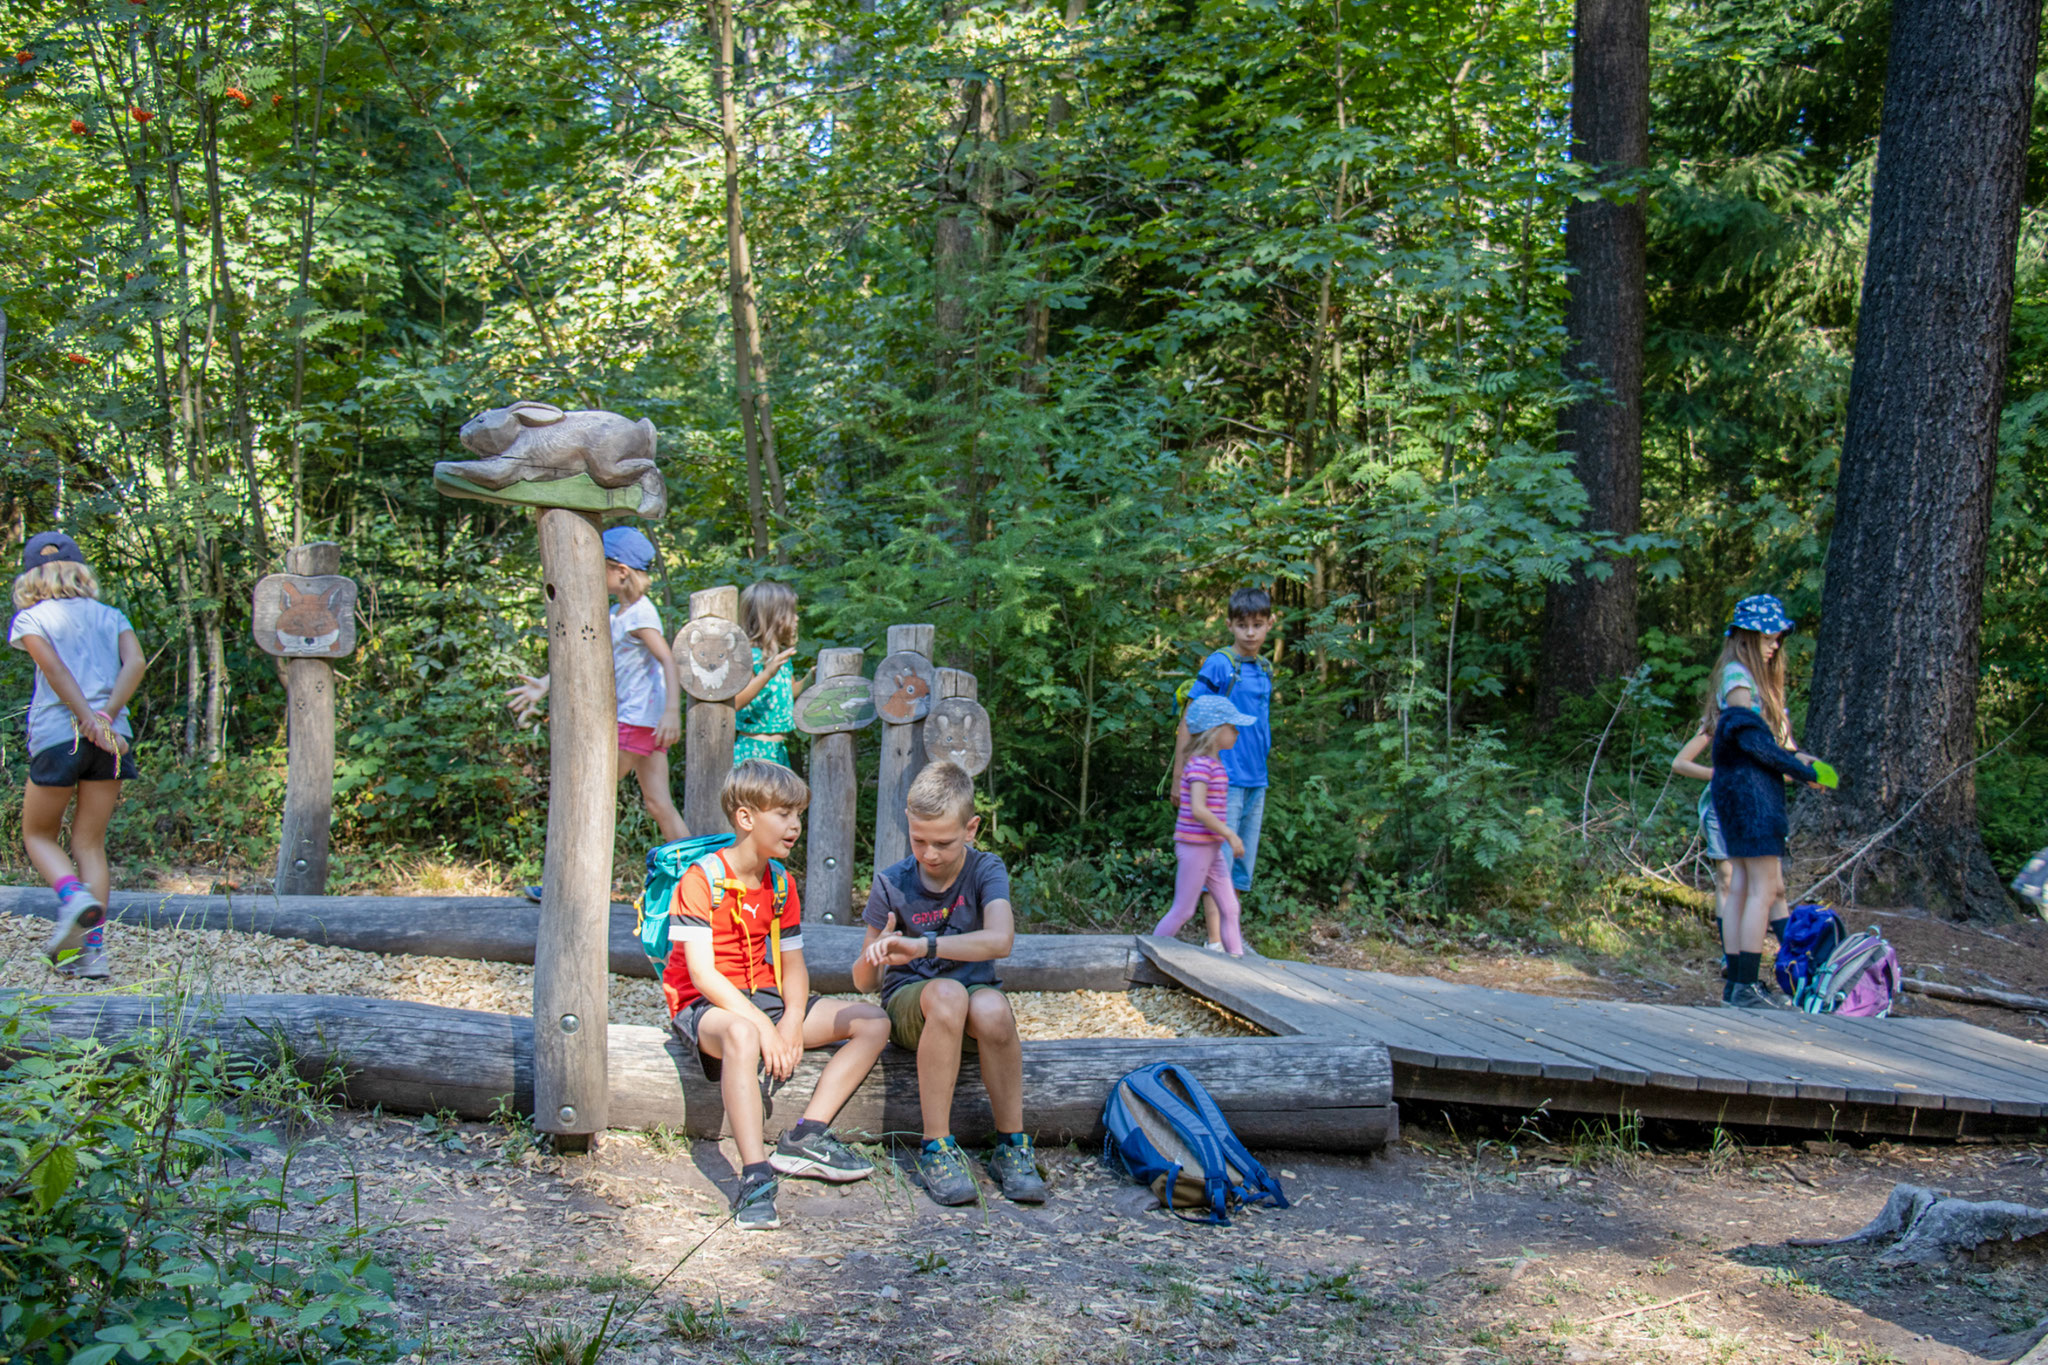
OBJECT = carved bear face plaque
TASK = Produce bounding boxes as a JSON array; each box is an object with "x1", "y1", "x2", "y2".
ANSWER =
[
  {"x1": 675, "y1": 615, "x2": 751, "y2": 702},
  {"x1": 871, "y1": 650, "x2": 938, "y2": 725},
  {"x1": 925, "y1": 697, "x2": 992, "y2": 775}
]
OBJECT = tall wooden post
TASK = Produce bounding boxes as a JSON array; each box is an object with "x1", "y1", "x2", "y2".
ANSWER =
[
  {"x1": 254, "y1": 542, "x2": 357, "y2": 895},
  {"x1": 802, "y1": 647, "x2": 866, "y2": 923},
  {"x1": 679, "y1": 585, "x2": 748, "y2": 837},
  {"x1": 533, "y1": 509, "x2": 617, "y2": 1144},
  {"x1": 872, "y1": 624, "x2": 937, "y2": 873}
]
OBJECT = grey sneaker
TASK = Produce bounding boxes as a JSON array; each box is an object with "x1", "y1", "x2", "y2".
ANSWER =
[
  {"x1": 54, "y1": 946, "x2": 111, "y2": 980},
  {"x1": 732, "y1": 1172, "x2": 781, "y2": 1231},
  {"x1": 1727, "y1": 982, "x2": 1788, "y2": 1010},
  {"x1": 43, "y1": 893, "x2": 106, "y2": 965},
  {"x1": 987, "y1": 1138, "x2": 1049, "y2": 1204},
  {"x1": 915, "y1": 1139, "x2": 979, "y2": 1206},
  {"x1": 771, "y1": 1128, "x2": 873, "y2": 1183}
]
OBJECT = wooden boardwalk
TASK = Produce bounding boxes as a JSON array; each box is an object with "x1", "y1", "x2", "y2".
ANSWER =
[{"x1": 1140, "y1": 940, "x2": 2048, "y2": 1139}]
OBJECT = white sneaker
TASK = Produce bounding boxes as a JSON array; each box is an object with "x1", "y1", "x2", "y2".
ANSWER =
[
  {"x1": 43, "y1": 893, "x2": 107, "y2": 964},
  {"x1": 1204, "y1": 942, "x2": 1227, "y2": 953},
  {"x1": 55, "y1": 946, "x2": 111, "y2": 980}
]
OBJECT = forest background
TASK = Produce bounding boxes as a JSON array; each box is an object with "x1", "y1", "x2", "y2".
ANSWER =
[{"x1": 1, "y1": 0, "x2": 2044, "y2": 949}]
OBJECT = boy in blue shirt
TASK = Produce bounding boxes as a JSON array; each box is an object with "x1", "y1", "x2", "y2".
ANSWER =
[{"x1": 1170, "y1": 588, "x2": 1275, "y2": 938}]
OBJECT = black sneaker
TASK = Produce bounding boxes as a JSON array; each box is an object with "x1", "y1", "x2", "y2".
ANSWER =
[
  {"x1": 1727, "y1": 982, "x2": 1787, "y2": 1010},
  {"x1": 771, "y1": 1128, "x2": 873, "y2": 1183},
  {"x1": 43, "y1": 893, "x2": 106, "y2": 965},
  {"x1": 732, "y1": 1172, "x2": 781, "y2": 1231},
  {"x1": 987, "y1": 1138, "x2": 1049, "y2": 1204},
  {"x1": 915, "y1": 1138, "x2": 979, "y2": 1206}
]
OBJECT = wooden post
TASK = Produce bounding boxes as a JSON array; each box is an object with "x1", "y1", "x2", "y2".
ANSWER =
[
  {"x1": 804, "y1": 648, "x2": 863, "y2": 923},
  {"x1": 681, "y1": 585, "x2": 745, "y2": 837},
  {"x1": 872, "y1": 624, "x2": 936, "y2": 873},
  {"x1": 533, "y1": 509, "x2": 617, "y2": 1144},
  {"x1": 272, "y1": 543, "x2": 343, "y2": 895}
]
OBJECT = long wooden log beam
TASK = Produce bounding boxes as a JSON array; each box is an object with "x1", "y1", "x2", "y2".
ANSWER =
[
  {"x1": 9, "y1": 991, "x2": 1396, "y2": 1152},
  {"x1": 0, "y1": 889, "x2": 1166, "y2": 994}
]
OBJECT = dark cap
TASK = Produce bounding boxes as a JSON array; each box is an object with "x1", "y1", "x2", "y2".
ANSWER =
[{"x1": 22, "y1": 531, "x2": 85, "y2": 572}]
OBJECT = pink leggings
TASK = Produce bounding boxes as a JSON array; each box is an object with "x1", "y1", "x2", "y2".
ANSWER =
[{"x1": 1151, "y1": 839, "x2": 1243, "y2": 955}]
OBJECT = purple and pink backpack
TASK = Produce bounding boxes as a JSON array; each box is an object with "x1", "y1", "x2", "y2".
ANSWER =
[{"x1": 1800, "y1": 926, "x2": 1903, "y2": 1018}]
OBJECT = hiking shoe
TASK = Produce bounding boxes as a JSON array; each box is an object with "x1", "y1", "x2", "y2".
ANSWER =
[
  {"x1": 1726, "y1": 982, "x2": 1787, "y2": 1010},
  {"x1": 732, "y1": 1172, "x2": 781, "y2": 1231},
  {"x1": 915, "y1": 1138, "x2": 980, "y2": 1206},
  {"x1": 987, "y1": 1138, "x2": 1049, "y2": 1204},
  {"x1": 771, "y1": 1128, "x2": 873, "y2": 1183},
  {"x1": 521, "y1": 884, "x2": 544, "y2": 902},
  {"x1": 54, "y1": 946, "x2": 110, "y2": 980},
  {"x1": 43, "y1": 893, "x2": 106, "y2": 965}
]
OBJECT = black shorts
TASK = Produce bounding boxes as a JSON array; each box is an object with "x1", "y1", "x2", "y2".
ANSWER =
[
  {"x1": 670, "y1": 988, "x2": 786, "y2": 1082},
  {"x1": 29, "y1": 740, "x2": 138, "y2": 787}
]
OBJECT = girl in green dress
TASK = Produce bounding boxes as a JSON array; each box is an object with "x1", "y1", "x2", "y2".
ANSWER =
[{"x1": 733, "y1": 580, "x2": 805, "y2": 767}]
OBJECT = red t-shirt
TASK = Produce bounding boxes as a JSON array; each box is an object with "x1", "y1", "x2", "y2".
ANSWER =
[{"x1": 660, "y1": 851, "x2": 804, "y2": 1016}]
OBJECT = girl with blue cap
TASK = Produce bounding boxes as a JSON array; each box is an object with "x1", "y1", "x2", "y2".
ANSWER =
[
  {"x1": 1705, "y1": 594, "x2": 1832, "y2": 1008},
  {"x1": 1150, "y1": 694, "x2": 1257, "y2": 956},
  {"x1": 506, "y1": 525, "x2": 688, "y2": 845}
]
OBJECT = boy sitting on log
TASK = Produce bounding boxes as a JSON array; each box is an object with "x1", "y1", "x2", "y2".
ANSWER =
[
  {"x1": 855, "y1": 760, "x2": 1049, "y2": 1207},
  {"x1": 665, "y1": 760, "x2": 893, "y2": 1231}
]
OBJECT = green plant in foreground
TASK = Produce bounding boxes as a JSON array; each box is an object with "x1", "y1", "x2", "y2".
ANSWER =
[{"x1": 0, "y1": 995, "x2": 415, "y2": 1363}]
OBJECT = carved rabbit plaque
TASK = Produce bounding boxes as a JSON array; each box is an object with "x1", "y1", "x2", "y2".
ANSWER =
[
  {"x1": 870, "y1": 650, "x2": 938, "y2": 725},
  {"x1": 925, "y1": 697, "x2": 992, "y2": 775},
  {"x1": 433, "y1": 400, "x2": 667, "y2": 520},
  {"x1": 252, "y1": 574, "x2": 359, "y2": 659},
  {"x1": 675, "y1": 616, "x2": 752, "y2": 702}
]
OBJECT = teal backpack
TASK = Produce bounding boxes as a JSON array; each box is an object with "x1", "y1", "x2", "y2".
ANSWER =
[{"x1": 638, "y1": 835, "x2": 792, "y2": 989}]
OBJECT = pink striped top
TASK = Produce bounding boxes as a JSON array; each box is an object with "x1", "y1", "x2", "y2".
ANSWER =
[{"x1": 1175, "y1": 756, "x2": 1230, "y2": 842}]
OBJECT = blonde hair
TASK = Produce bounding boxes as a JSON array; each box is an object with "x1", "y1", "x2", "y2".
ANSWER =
[
  {"x1": 906, "y1": 760, "x2": 976, "y2": 824},
  {"x1": 739, "y1": 580, "x2": 798, "y2": 653},
  {"x1": 722, "y1": 759, "x2": 810, "y2": 820},
  {"x1": 1702, "y1": 630, "x2": 1791, "y2": 746},
  {"x1": 1188, "y1": 724, "x2": 1235, "y2": 759},
  {"x1": 12, "y1": 560, "x2": 100, "y2": 609},
  {"x1": 607, "y1": 561, "x2": 652, "y2": 601}
]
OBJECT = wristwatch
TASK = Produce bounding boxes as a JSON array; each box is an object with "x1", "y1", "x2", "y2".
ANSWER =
[{"x1": 923, "y1": 932, "x2": 939, "y2": 961}]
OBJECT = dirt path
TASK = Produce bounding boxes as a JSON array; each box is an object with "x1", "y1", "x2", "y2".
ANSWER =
[{"x1": 261, "y1": 1109, "x2": 2048, "y2": 1365}]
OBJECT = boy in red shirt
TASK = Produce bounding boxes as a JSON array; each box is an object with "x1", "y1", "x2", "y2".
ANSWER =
[{"x1": 664, "y1": 761, "x2": 891, "y2": 1230}]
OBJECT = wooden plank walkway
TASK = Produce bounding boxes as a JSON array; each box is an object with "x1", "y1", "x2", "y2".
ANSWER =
[{"x1": 1138, "y1": 939, "x2": 2048, "y2": 1139}]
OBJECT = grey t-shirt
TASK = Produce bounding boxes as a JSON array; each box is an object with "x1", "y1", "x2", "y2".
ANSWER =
[{"x1": 862, "y1": 849, "x2": 1010, "y2": 1004}]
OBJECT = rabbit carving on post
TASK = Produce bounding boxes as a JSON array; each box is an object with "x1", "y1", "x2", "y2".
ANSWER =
[{"x1": 434, "y1": 400, "x2": 667, "y2": 518}]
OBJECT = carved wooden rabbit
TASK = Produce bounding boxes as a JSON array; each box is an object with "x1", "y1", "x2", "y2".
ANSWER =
[{"x1": 435, "y1": 400, "x2": 666, "y2": 518}]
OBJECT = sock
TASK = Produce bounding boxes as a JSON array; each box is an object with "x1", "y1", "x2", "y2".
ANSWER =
[
  {"x1": 1734, "y1": 951, "x2": 1761, "y2": 987},
  {"x1": 923, "y1": 1136, "x2": 955, "y2": 1154},
  {"x1": 54, "y1": 875, "x2": 84, "y2": 903},
  {"x1": 741, "y1": 1161, "x2": 775, "y2": 1184},
  {"x1": 789, "y1": 1118, "x2": 827, "y2": 1141},
  {"x1": 1768, "y1": 917, "x2": 1789, "y2": 942},
  {"x1": 84, "y1": 924, "x2": 104, "y2": 951},
  {"x1": 998, "y1": 1131, "x2": 1030, "y2": 1147},
  {"x1": 1720, "y1": 953, "x2": 1733, "y2": 982}
]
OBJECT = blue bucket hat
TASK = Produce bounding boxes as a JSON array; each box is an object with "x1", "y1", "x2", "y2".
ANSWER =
[
  {"x1": 1727, "y1": 594, "x2": 1794, "y2": 637},
  {"x1": 1185, "y1": 694, "x2": 1256, "y2": 735},
  {"x1": 600, "y1": 525, "x2": 656, "y2": 572}
]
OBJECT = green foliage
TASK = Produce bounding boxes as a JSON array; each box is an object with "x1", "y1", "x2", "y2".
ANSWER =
[{"x1": 0, "y1": 997, "x2": 413, "y2": 1364}]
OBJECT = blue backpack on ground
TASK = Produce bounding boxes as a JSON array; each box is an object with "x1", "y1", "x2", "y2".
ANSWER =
[
  {"x1": 1102, "y1": 1062, "x2": 1288, "y2": 1225},
  {"x1": 1774, "y1": 902, "x2": 1846, "y2": 999},
  {"x1": 637, "y1": 835, "x2": 790, "y2": 984}
]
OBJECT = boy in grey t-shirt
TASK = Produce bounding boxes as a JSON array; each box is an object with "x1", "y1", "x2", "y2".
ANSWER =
[{"x1": 854, "y1": 762, "x2": 1047, "y2": 1208}]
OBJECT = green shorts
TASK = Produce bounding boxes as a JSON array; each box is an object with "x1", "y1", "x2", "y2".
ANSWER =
[{"x1": 883, "y1": 979, "x2": 1004, "y2": 1054}]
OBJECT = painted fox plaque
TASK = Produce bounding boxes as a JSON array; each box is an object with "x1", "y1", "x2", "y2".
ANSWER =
[
  {"x1": 870, "y1": 649, "x2": 938, "y2": 725},
  {"x1": 252, "y1": 574, "x2": 359, "y2": 659}
]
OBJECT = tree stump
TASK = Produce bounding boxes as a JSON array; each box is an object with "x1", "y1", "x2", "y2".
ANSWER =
[
  {"x1": 254, "y1": 543, "x2": 353, "y2": 895},
  {"x1": 872, "y1": 624, "x2": 936, "y2": 873},
  {"x1": 679, "y1": 585, "x2": 747, "y2": 836},
  {"x1": 798, "y1": 647, "x2": 869, "y2": 923}
]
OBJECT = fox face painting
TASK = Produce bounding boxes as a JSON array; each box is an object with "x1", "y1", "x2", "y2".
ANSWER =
[
  {"x1": 275, "y1": 582, "x2": 344, "y2": 654},
  {"x1": 251, "y1": 573, "x2": 359, "y2": 659}
]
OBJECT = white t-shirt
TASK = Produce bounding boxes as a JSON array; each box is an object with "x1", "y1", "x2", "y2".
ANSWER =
[
  {"x1": 9, "y1": 597, "x2": 137, "y2": 756},
  {"x1": 610, "y1": 596, "x2": 667, "y2": 727}
]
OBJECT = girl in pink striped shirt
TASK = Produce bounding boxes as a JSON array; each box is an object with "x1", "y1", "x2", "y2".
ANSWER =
[{"x1": 1151, "y1": 695, "x2": 1254, "y2": 956}]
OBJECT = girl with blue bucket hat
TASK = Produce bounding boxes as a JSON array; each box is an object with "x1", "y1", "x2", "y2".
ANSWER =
[
  {"x1": 1150, "y1": 694, "x2": 1257, "y2": 956},
  {"x1": 1702, "y1": 594, "x2": 1833, "y2": 1008}
]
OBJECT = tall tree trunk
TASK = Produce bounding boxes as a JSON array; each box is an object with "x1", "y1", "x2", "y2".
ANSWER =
[
  {"x1": 1536, "y1": 0, "x2": 1647, "y2": 713},
  {"x1": 199, "y1": 19, "x2": 267, "y2": 567},
  {"x1": 288, "y1": 17, "x2": 333, "y2": 549},
  {"x1": 935, "y1": 3, "x2": 997, "y2": 544},
  {"x1": 1796, "y1": 0, "x2": 2039, "y2": 915}
]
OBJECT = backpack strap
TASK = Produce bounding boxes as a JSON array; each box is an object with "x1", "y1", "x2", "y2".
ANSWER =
[
  {"x1": 692, "y1": 850, "x2": 786, "y2": 997},
  {"x1": 1122, "y1": 1065, "x2": 1235, "y2": 1222},
  {"x1": 1149, "y1": 1063, "x2": 1288, "y2": 1210}
]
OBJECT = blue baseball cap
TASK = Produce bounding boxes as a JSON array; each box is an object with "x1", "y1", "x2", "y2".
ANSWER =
[
  {"x1": 1727, "y1": 594, "x2": 1794, "y2": 637},
  {"x1": 1185, "y1": 694, "x2": 1255, "y2": 734},
  {"x1": 601, "y1": 526, "x2": 656, "y2": 571},
  {"x1": 23, "y1": 531, "x2": 85, "y2": 572}
]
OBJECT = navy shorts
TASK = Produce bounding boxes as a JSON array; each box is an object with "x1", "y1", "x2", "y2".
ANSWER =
[
  {"x1": 29, "y1": 740, "x2": 137, "y2": 787},
  {"x1": 670, "y1": 988, "x2": 786, "y2": 1082}
]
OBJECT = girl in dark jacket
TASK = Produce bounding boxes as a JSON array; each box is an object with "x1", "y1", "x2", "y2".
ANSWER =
[{"x1": 1709, "y1": 596, "x2": 1829, "y2": 1008}]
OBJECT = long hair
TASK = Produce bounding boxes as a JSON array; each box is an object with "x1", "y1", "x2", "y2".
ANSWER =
[
  {"x1": 1702, "y1": 629, "x2": 1790, "y2": 745},
  {"x1": 739, "y1": 580, "x2": 798, "y2": 653},
  {"x1": 11, "y1": 560, "x2": 100, "y2": 609},
  {"x1": 1188, "y1": 723, "x2": 1235, "y2": 760}
]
